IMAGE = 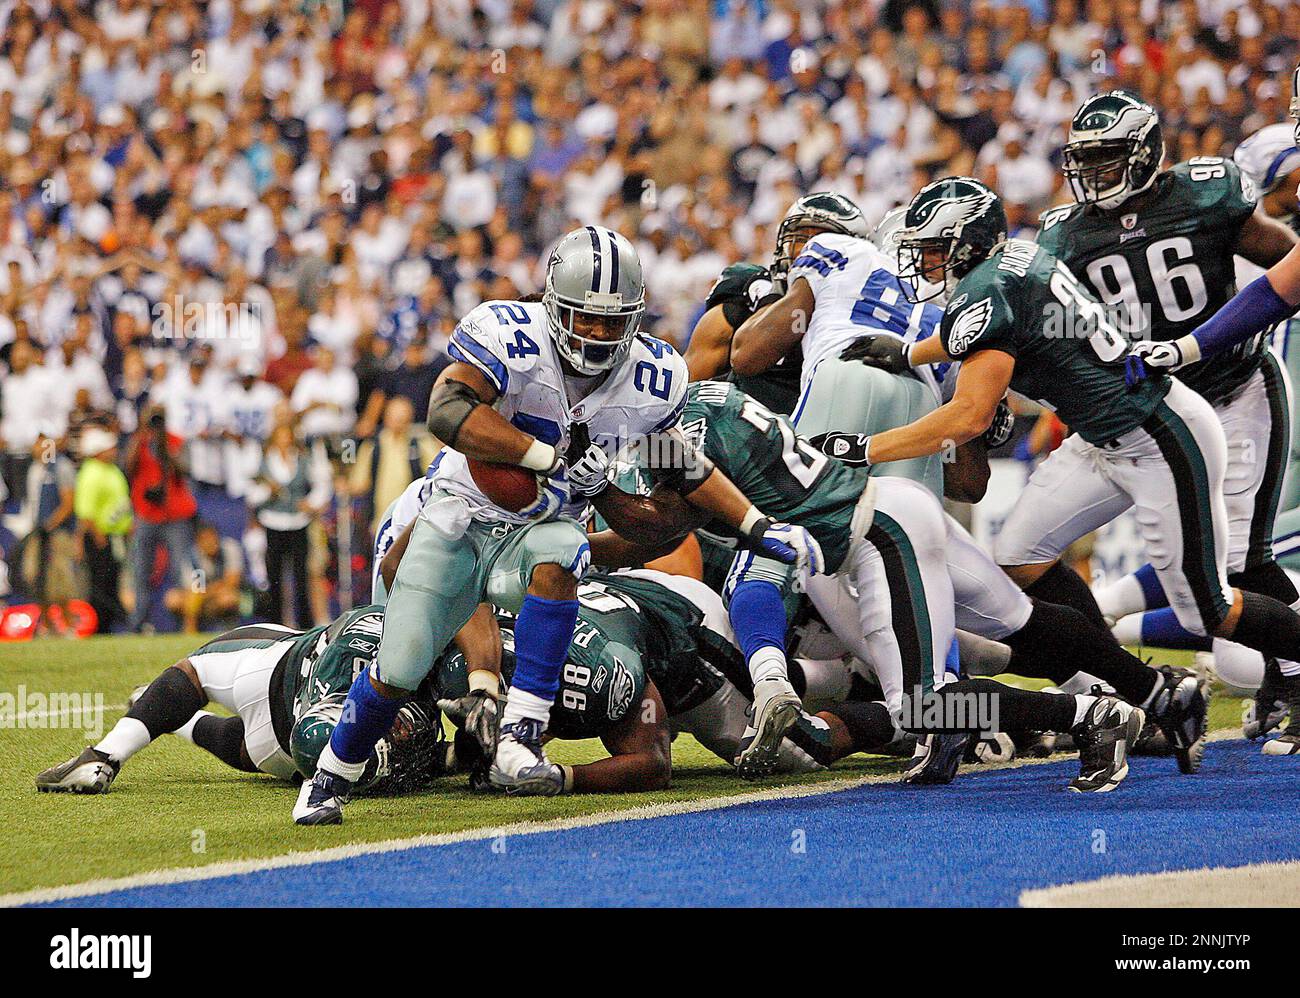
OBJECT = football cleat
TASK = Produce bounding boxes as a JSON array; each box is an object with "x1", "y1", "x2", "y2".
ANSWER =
[
  {"x1": 969, "y1": 732, "x2": 1015, "y2": 764},
  {"x1": 734, "y1": 678, "x2": 802, "y2": 781},
  {"x1": 293, "y1": 768, "x2": 352, "y2": 825},
  {"x1": 35, "y1": 746, "x2": 119, "y2": 794},
  {"x1": 1147, "y1": 665, "x2": 1209, "y2": 774},
  {"x1": 1129, "y1": 716, "x2": 1172, "y2": 756},
  {"x1": 1245, "y1": 658, "x2": 1292, "y2": 740},
  {"x1": 1014, "y1": 730, "x2": 1058, "y2": 758},
  {"x1": 1262, "y1": 732, "x2": 1300, "y2": 756},
  {"x1": 1069, "y1": 697, "x2": 1144, "y2": 793},
  {"x1": 489, "y1": 719, "x2": 565, "y2": 795},
  {"x1": 903, "y1": 731, "x2": 970, "y2": 785}
]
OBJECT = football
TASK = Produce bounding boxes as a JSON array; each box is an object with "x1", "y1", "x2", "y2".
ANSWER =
[{"x1": 467, "y1": 458, "x2": 538, "y2": 512}]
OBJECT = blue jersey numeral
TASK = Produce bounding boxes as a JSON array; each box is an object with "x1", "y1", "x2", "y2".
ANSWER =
[{"x1": 634, "y1": 361, "x2": 673, "y2": 400}]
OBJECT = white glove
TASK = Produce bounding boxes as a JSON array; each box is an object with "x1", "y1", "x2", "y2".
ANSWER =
[
  {"x1": 1127, "y1": 336, "x2": 1199, "y2": 371},
  {"x1": 518, "y1": 469, "x2": 571, "y2": 521},
  {"x1": 754, "y1": 519, "x2": 825, "y2": 575},
  {"x1": 566, "y1": 442, "x2": 611, "y2": 497}
]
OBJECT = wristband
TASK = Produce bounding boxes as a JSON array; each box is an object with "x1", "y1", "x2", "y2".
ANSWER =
[
  {"x1": 520, "y1": 439, "x2": 558, "y2": 472},
  {"x1": 560, "y1": 764, "x2": 574, "y2": 794},
  {"x1": 468, "y1": 669, "x2": 500, "y2": 696},
  {"x1": 739, "y1": 505, "x2": 765, "y2": 535},
  {"x1": 1172, "y1": 334, "x2": 1201, "y2": 365}
]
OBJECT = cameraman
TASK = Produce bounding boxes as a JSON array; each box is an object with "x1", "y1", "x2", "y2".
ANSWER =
[{"x1": 125, "y1": 404, "x2": 197, "y2": 632}]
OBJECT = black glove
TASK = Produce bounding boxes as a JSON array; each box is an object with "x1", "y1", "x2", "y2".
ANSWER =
[
  {"x1": 438, "y1": 688, "x2": 500, "y2": 781},
  {"x1": 983, "y1": 399, "x2": 1015, "y2": 449},
  {"x1": 706, "y1": 262, "x2": 776, "y2": 328},
  {"x1": 839, "y1": 333, "x2": 912, "y2": 374}
]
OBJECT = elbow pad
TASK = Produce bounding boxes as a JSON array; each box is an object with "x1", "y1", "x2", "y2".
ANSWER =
[{"x1": 427, "y1": 379, "x2": 482, "y2": 446}]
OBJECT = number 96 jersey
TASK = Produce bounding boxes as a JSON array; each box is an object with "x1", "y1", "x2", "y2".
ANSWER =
[
  {"x1": 788, "y1": 232, "x2": 947, "y2": 403},
  {"x1": 435, "y1": 299, "x2": 688, "y2": 523},
  {"x1": 1037, "y1": 157, "x2": 1261, "y2": 405}
]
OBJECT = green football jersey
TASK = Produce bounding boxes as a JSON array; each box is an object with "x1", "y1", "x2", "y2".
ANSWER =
[
  {"x1": 940, "y1": 238, "x2": 1170, "y2": 445},
  {"x1": 434, "y1": 573, "x2": 726, "y2": 739},
  {"x1": 1037, "y1": 158, "x2": 1261, "y2": 403},
  {"x1": 674, "y1": 380, "x2": 869, "y2": 573},
  {"x1": 280, "y1": 604, "x2": 386, "y2": 735}
]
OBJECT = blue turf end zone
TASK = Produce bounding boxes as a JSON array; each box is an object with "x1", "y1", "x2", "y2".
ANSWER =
[{"x1": 39, "y1": 740, "x2": 1300, "y2": 907}]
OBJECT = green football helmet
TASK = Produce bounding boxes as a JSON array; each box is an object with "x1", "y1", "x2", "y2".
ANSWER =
[
  {"x1": 896, "y1": 176, "x2": 1007, "y2": 303},
  {"x1": 290, "y1": 692, "x2": 348, "y2": 778},
  {"x1": 1063, "y1": 91, "x2": 1164, "y2": 210},
  {"x1": 773, "y1": 191, "x2": 871, "y2": 277}
]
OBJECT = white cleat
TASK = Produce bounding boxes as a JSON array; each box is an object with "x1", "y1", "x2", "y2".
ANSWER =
[
  {"x1": 734, "y1": 678, "x2": 802, "y2": 781},
  {"x1": 488, "y1": 719, "x2": 565, "y2": 795},
  {"x1": 292, "y1": 768, "x2": 351, "y2": 825},
  {"x1": 35, "y1": 747, "x2": 119, "y2": 794}
]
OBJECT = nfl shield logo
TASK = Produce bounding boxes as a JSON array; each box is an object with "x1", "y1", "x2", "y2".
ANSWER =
[{"x1": 1121, "y1": 213, "x2": 1137, "y2": 230}]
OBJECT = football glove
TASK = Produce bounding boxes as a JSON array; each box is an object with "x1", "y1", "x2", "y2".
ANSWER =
[
  {"x1": 1127, "y1": 336, "x2": 1197, "y2": 372},
  {"x1": 840, "y1": 333, "x2": 912, "y2": 374},
  {"x1": 437, "y1": 688, "x2": 500, "y2": 772},
  {"x1": 519, "y1": 470, "x2": 570, "y2": 520},
  {"x1": 983, "y1": 399, "x2": 1015, "y2": 449},
  {"x1": 748, "y1": 517, "x2": 825, "y2": 575}
]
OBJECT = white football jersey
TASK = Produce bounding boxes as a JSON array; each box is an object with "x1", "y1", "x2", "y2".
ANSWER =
[
  {"x1": 435, "y1": 299, "x2": 688, "y2": 524},
  {"x1": 788, "y1": 232, "x2": 948, "y2": 402},
  {"x1": 373, "y1": 472, "x2": 437, "y2": 593}
]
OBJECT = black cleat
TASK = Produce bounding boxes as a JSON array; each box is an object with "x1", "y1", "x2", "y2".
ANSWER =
[
  {"x1": 1069, "y1": 698, "x2": 1144, "y2": 793},
  {"x1": 903, "y1": 732, "x2": 970, "y2": 785},
  {"x1": 36, "y1": 746, "x2": 119, "y2": 794},
  {"x1": 1147, "y1": 666, "x2": 1209, "y2": 774},
  {"x1": 1246, "y1": 658, "x2": 1293, "y2": 740}
]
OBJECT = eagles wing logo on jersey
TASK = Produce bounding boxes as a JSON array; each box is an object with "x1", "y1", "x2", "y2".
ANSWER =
[
  {"x1": 607, "y1": 657, "x2": 635, "y2": 720},
  {"x1": 948, "y1": 299, "x2": 995, "y2": 355}
]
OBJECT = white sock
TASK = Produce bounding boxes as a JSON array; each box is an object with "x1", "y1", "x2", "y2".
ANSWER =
[
  {"x1": 1094, "y1": 575, "x2": 1151, "y2": 621},
  {"x1": 1072, "y1": 694, "x2": 1098, "y2": 728},
  {"x1": 316, "y1": 742, "x2": 368, "y2": 783},
  {"x1": 794, "y1": 658, "x2": 852, "y2": 708},
  {"x1": 748, "y1": 646, "x2": 789, "y2": 687},
  {"x1": 174, "y1": 710, "x2": 214, "y2": 743},
  {"x1": 95, "y1": 717, "x2": 152, "y2": 763},
  {"x1": 1110, "y1": 612, "x2": 1145, "y2": 647},
  {"x1": 1057, "y1": 671, "x2": 1113, "y2": 696},
  {"x1": 500, "y1": 687, "x2": 553, "y2": 727}
]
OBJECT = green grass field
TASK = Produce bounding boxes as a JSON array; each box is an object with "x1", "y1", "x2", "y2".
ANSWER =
[{"x1": 0, "y1": 635, "x2": 1244, "y2": 898}]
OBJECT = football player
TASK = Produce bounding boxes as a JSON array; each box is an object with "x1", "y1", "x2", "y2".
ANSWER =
[
  {"x1": 731, "y1": 193, "x2": 954, "y2": 498},
  {"x1": 296, "y1": 226, "x2": 820, "y2": 824},
  {"x1": 34, "y1": 605, "x2": 450, "y2": 796},
  {"x1": 600, "y1": 380, "x2": 1175, "y2": 791},
  {"x1": 844, "y1": 176, "x2": 1300, "y2": 772},
  {"x1": 1039, "y1": 92, "x2": 1300, "y2": 687},
  {"x1": 435, "y1": 569, "x2": 850, "y2": 792}
]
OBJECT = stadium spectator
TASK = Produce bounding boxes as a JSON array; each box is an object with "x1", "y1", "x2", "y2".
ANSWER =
[
  {"x1": 249, "y1": 421, "x2": 331, "y2": 629},
  {"x1": 346, "y1": 394, "x2": 439, "y2": 535},
  {"x1": 164, "y1": 520, "x2": 243, "y2": 634},
  {"x1": 73, "y1": 426, "x2": 131, "y2": 634},
  {"x1": 125, "y1": 404, "x2": 197, "y2": 632},
  {"x1": 21, "y1": 433, "x2": 76, "y2": 605},
  {"x1": 290, "y1": 345, "x2": 358, "y2": 445}
]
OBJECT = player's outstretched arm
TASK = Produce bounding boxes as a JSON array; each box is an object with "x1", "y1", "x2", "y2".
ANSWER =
[
  {"x1": 730, "y1": 278, "x2": 813, "y2": 376},
  {"x1": 1235, "y1": 207, "x2": 1300, "y2": 269},
  {"x1": 684, "y1": 305, "x2": 737, "y2": 382},
  {"x1": 865, "y1": 349, "x2": 1014, "y2": 465},
  {"x1": 1131, "y1": 244, "x2": 1300, "y2": 372},
  {"x1": 568, "y1": 681, "x2": 671, "y2": 793},
  {"x1": 426, "y1": 363, "x2": 560, "y2": 473}
]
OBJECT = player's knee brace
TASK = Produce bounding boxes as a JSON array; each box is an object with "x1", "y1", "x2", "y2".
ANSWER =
[{"x1": 192, "y1": 715, "x2": 259, "y2": 772}]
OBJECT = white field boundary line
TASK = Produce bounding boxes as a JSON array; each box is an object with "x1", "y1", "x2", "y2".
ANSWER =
[
  {"x1": 1, "y1": 732, "x2": 1247, "y2": 908},
  {"x1": 1019, "y1": 860, "x2": 1300, "y2": 908}
]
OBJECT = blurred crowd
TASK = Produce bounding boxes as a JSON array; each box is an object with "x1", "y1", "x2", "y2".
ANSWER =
[{"x1": 1, "y1": 0, "x2": 1298, "y2": 633}]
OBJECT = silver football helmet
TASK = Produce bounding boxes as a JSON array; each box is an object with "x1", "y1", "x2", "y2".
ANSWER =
[
  {"x1": 1292, "y1": 63, "x2": 1300, "y2": 147},
  {"x1": 543, "y1": 226, "x2": 646, "y2": 376}
]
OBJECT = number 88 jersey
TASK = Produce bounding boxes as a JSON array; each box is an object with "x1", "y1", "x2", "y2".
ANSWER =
[
  {"x1": 1037, "y1": 157, "x2": 1261, "y2": 405},
  {"x1": 435, "y1": 298, "x2": 688, "y2": 523},
  {"x1": 788, "y1": 232, "x2": 947, "y2": 403}
]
